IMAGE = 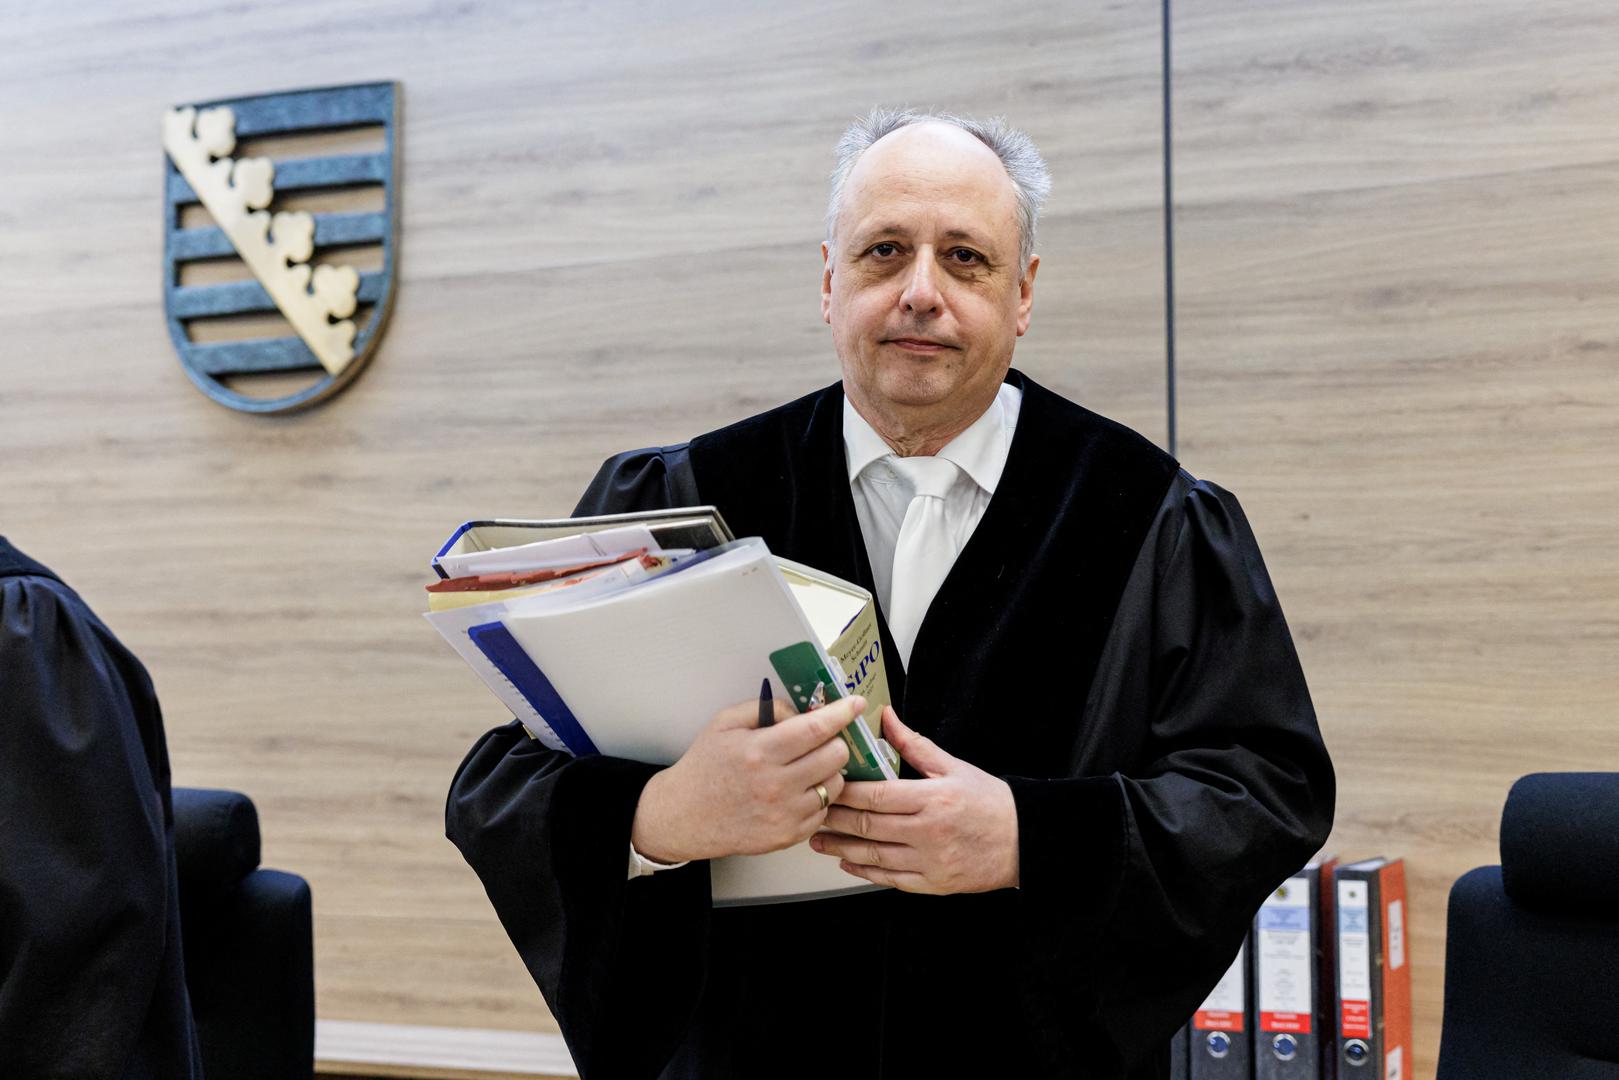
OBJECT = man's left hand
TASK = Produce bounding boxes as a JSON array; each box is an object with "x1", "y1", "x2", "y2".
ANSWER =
[{"x1": 809, "y1": 705, "x2": 1019, "y2": 894}]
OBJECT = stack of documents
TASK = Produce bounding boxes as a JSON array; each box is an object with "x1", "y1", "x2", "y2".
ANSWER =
[{"x1": 426, "y1": 507, "x2": 899, "y2": 905}]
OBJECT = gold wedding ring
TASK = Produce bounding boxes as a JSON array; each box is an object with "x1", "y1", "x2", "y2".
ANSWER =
[{"x1": 815, "y1": 783, "x2": 830, "y2": 811}]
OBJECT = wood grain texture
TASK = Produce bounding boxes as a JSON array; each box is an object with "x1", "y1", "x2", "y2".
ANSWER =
[
  {"x1": 0, "y1": 0, "x2": 1167, "y2": 1044},
  {"x1": 316, "y1": 1020, "x2": 575, "y2": 1078},
  {"x1": 1170, "y1": 2, "x2": 1619, "y2": 1076}
]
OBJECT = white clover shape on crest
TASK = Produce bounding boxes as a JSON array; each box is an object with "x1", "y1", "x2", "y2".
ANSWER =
[
  {"x1": 193, "y1": 107, "x2": 237, "y2": 158},
  {"x1": 230, "y1": 157, "x2": 274, "y2": 212},
  {"x1": 268, "y1": 211, "x2": 316, "y2": 266},
  {"x1": 279, "y1": 259, "x2": 359, "y2": 340},
  {"x1": 312, "y1": 264, "x2": 360, "y2": 322}
]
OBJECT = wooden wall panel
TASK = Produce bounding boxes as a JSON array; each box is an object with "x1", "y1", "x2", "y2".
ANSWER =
[
  {"x1": 0, "y1": 0, "x2": 1167, "y2": 1039},
  {"x1": 1170, "y1": 2, "x2": 1619, "y2": 1076}
]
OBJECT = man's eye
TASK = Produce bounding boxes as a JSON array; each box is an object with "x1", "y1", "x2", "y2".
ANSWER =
[
  {"x1": 870, "y1": 242, "x2": 899, "y2": 257},
  {"x1": 949, "y1": 248, "x2": 983, "y2": 265}
]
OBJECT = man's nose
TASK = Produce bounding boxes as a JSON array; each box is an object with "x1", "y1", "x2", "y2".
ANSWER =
[{"x1": 899, "y1": 251, "x2": 942, "y2": 315}]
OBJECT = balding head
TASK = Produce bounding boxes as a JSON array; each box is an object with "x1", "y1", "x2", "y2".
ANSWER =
[
  {"x1": 836, "y1": 122, "x2": 1020, "y2": 270},
  {"x1": 826, "y1": 108, "x2": 1051, "y2": 272}
]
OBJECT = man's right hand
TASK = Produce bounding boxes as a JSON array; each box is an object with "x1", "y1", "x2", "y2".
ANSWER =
[{"x1": 629, "y1": 695, "x2": 862, "y2": 863}]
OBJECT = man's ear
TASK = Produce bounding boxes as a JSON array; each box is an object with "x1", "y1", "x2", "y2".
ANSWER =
[
  {"x1": 821, "y1": 241, "x2": 833, "y2": 324},
  {"x1": 1015, "y1": 254, "x2": 1040, "y2": 337}
]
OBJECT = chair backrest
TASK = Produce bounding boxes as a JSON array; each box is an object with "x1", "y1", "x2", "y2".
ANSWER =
[
  {"x1": 174, "y1": 786, "x2": 314, "y2": 1080},
  {"x1": 1436, "y1": 772, "x2": 1619, "y2": 1080},
  {"x1": 173, "y1": 787, "x2": 262, "y2": 897}
]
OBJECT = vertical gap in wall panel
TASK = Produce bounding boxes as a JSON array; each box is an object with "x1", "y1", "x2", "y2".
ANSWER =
[{"x1": 1161, "y1": 0, "x2": 1178, "y2": 458}]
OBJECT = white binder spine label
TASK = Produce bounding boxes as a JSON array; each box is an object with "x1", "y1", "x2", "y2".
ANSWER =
[
  {"x1": 1194, "y1": 941, "x2": 1247, "y2": 1031},
  {"x1": 1338, "y1": 879, "x2": 1372, "y2": 1038},
  {"x1": 1257, "y1": 875, "x2": 1312, "y2": 1030},
  {"x1": 1386, "y1": 1045, "x2": 1404, "y2": 1080},
  {"x1": 1388, "y1": 898, "x2": 1406, "y2": 970}
]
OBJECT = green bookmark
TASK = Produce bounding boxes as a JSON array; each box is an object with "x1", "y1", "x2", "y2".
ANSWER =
[{"x1": 768, "y1": 641, "x2": 890, "y2": 781}]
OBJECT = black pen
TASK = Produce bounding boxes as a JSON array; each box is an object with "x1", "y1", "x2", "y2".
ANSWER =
[{"x1": 757, "y1": 677, "x2": 774, "y2": 728}]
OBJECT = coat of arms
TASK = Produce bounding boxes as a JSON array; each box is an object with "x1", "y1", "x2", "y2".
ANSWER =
[{"x1": 161, "y1": 82, "x2": 398, "y2": 413}]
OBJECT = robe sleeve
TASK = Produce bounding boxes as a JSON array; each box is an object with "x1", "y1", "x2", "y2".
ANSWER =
[
  {"x1": 445, "y1": 445, "x2": 712, "y2": 1080},
  {"x1": 0, "y1": 574, "x2": 172, "y2": 1077},
  {"x1": 1003, "y1": 472, "x2": 1336, "y2": 1061}
]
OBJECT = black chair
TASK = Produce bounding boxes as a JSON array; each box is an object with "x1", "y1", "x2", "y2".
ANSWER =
[
  {"x1": 1437, "y1": 772, "x2": 1619, "y2": 1079},
  {"x1": 173, "y1": 787, "x2": 315, "y2": 1080}
]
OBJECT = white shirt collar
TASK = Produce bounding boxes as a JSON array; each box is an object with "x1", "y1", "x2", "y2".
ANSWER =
[{"x1": 842, "y1": 380, "x2": 1023, "y2": 497}]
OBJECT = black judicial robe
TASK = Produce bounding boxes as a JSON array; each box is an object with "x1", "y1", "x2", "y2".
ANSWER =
[
  {"x1": 0, "y1": 539, "x2": 203, "y2": 1080},
  {"x1": 446, "y1": 371, "x2": 1335, "y2": 1079}
]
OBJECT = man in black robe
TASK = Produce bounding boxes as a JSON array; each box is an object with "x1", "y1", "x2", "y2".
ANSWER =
[
  {"x1": 447, "y1": 109, "x2": 1334, "y2": 1078},
  {"x1": 0, "y1": 537, "x2": 204, "y2": 1078}
]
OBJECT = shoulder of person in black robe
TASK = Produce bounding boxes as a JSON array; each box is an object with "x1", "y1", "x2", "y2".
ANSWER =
[
  {"x1": 0, "y1": 537, "x2": 202, "y2": 1079},
  {"x1": 574, "y1": 443, "x2": 698, "y2": 517}
]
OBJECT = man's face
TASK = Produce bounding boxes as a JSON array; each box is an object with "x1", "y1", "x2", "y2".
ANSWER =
[{"x1": 822, "y1": 122, "x2": 1038, "y2": 431}]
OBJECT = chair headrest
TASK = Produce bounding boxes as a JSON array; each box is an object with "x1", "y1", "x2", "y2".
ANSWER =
[
  {"x1": 173, "y1": 787, "x2": 262, "y2": 898},
  {"x1": 1500, "y1": 772, "x2": 1619, "y2": 914}
]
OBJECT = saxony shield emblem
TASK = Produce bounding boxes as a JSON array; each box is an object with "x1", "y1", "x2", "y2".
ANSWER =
[{"x1": 162, "y1": 82, "x2": 398, "y2": 413}]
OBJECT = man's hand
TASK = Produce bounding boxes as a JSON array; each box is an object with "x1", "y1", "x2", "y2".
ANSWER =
[
  {"x1": 630, "y1": 695, "x2": 861, "y2": 863},
  {"x1": 809, "y1": 706, "x2": 1020, "y2": 894}
]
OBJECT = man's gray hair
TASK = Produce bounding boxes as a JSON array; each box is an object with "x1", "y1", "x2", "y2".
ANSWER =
[{"x1": 826, "y1": 107, "x2": 1052, "y2": 271}]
